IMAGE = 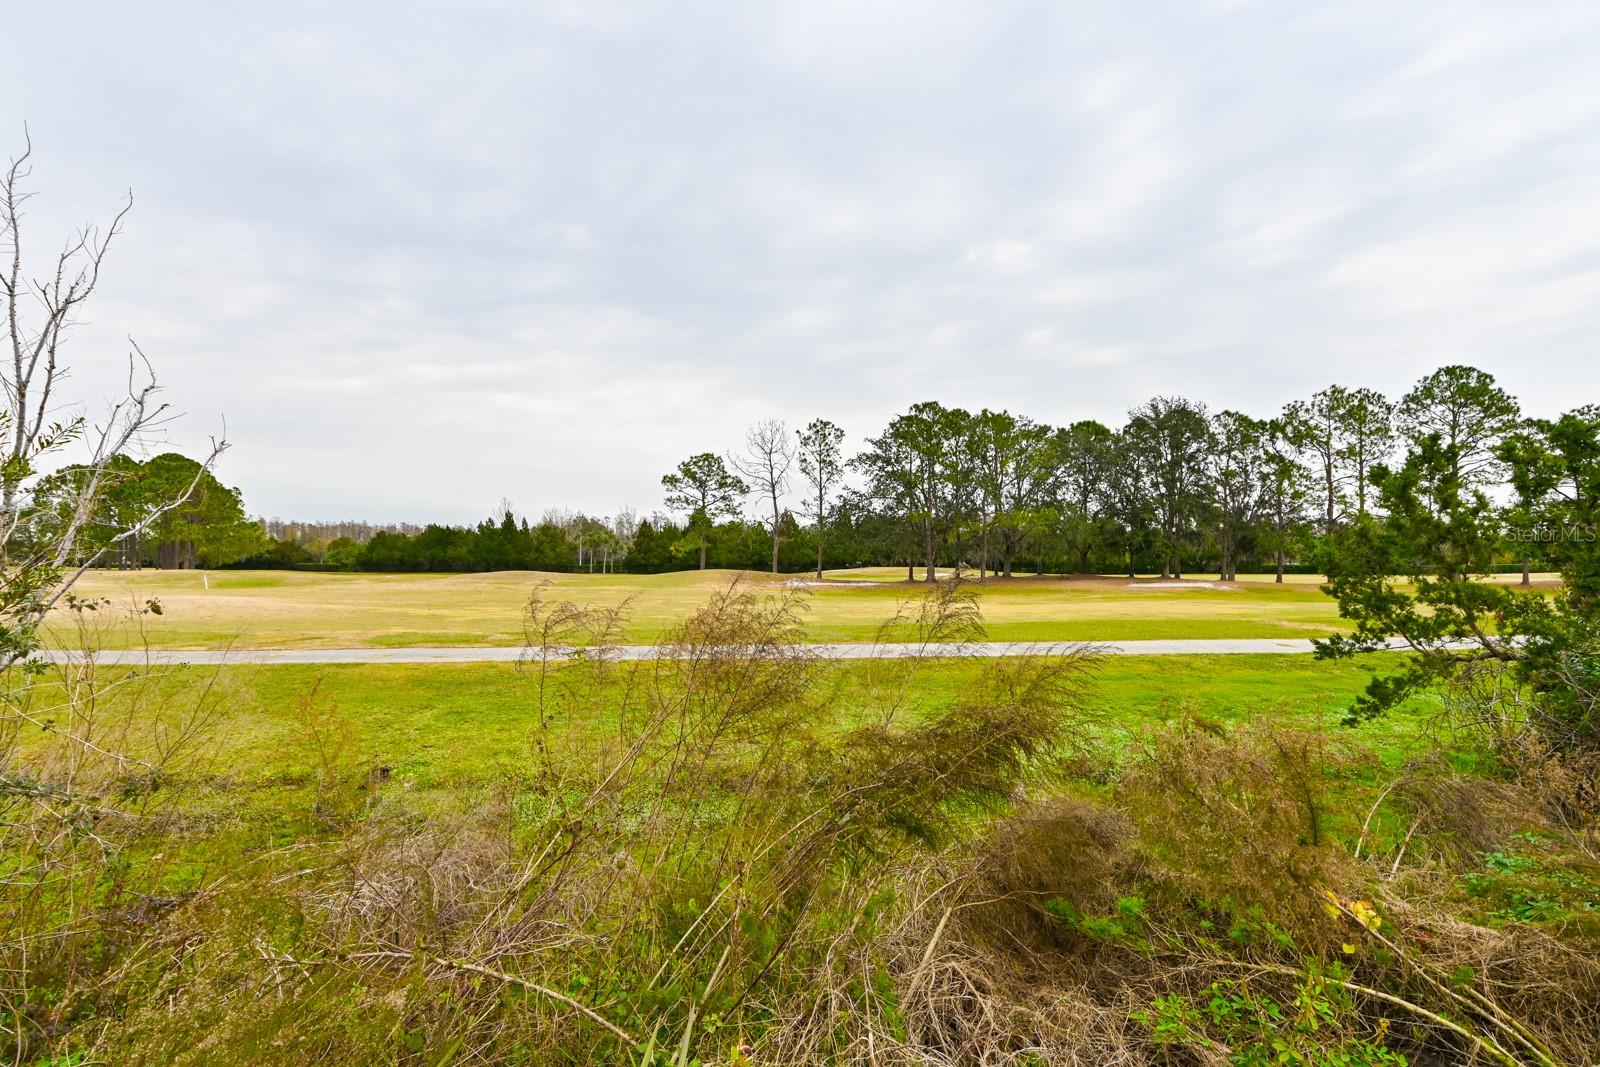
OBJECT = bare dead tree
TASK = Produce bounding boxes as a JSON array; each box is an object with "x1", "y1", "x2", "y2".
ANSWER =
[
  {"x1": 731, "y1": 418, "x2": 794, "y2": 575},
  {"x1": 1, "y1": 131, "x2": 225, "y2": 674}
]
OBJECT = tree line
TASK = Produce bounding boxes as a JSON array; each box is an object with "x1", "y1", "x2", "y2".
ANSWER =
[
  {"x1": 39, "y1": 453, "x2": 261, "y2": 570},
  {"x1": 242, "y1": 363, "x2": 1570, "y2": 581},
  {"x1": 658, "y1": 364, "x2": 1545, "y2": 581}
]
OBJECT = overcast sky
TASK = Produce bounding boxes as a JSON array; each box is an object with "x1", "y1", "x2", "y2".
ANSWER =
[{"x1": 7, "y1": 1, "x2": 1600, "y2": 523}]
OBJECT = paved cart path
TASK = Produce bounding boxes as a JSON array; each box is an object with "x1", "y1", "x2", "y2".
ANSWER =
[{"x1": 37, "y1": 637, "x2": 1383, "y2": 666}]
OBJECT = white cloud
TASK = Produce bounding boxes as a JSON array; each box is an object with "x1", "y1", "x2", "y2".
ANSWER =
[{"x1": 5, "y1": 0, "x2": 1600, "y2": 521}]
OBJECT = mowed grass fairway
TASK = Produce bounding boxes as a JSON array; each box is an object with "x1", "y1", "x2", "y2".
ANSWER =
[{"x1": 51, "y1": 566, "x2": 1375, "y2": 649}]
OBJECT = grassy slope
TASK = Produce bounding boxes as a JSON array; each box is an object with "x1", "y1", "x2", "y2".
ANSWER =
[
  {"x1": 119, "y1": 654, "x2": 1427, "y2": 798},
  {"x1": 17, "y1": 652, "x2": 1439, "y2": 935},
  {"x1": 54, "y1": 567, "x2": 1368, "y2": 648}
]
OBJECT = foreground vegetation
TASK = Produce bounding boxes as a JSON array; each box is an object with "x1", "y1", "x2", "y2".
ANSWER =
[{"x1": 5, "y1": 582, "x2": 1597, "y2": 1065}]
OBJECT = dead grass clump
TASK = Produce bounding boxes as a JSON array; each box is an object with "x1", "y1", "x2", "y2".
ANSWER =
[
  {"x1": 1500, "y1": 741, "x2": 1600, "y2": 859},
  {"x1": 888, "y1": 801, "x2": 1151, "y2": 1066},
  {"x1": 944, "y1": 795, "x2": 1137, "y2": 964},
  {"x1": 1439, "y1": 657, "x2": 1600, "y2": 854},
  {"x1": 314, "y1": 806, "x2": 520, "y2": 951},
  {"x1": 894, "y1": 936, "x2": 1144, "y2": 1066},
  {"x1": 753, "y1": 846, "x2": 1149, "y2": 1067},
  {"x1": 1368, "y1": 753, "x2": 1532, "y2": 872},
  {"x1": 1362, "y1": 894, "x2": 1600, "y2": 1065},
  {"x1": 1118, "y1": 721, "x2": 1362, "y2": 934}
]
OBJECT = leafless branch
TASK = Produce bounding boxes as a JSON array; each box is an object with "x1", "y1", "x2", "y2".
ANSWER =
[{"x1": 0, "y1": 136, "x2": 228, "y2": 671}]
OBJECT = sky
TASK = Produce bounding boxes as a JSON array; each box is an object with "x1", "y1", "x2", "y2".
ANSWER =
[{"x1": 7, "y1": 1, "x2": 1600, "y2": 523}]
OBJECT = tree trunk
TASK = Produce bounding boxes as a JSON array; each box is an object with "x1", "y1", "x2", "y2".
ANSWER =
[
  {"x1": 699, "y1": 541, "x2": 707, "y2": 570},
  {"x1": 770, "y1": 493, "x2": 781, "y2": 575},
  {"x1": 1275, "y1": 547, "x2": 1285, "y2": 583},
  {"x1": 816, "y1": 540, "x2": 824, "y2": 581},
  {"x1": 1522, "y1": 558, "x2": 1530, "y2": 586},
  {"x1": 1325, "y1": 461, "x2": 1336, "y2": 534},
  {"x1": 156, "y1": 540, "x2": 198, "y2": 570}
]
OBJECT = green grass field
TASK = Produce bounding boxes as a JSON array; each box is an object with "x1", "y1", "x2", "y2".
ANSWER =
[
  {"x1": 52, "y1": 566, "x2": 1384, "y2": 648},
  {"x1": 71, "y1": 653, "x2": 1424, "y2": 804},
  {"x1": 37, "y1": 567, "x2": 1447, "y2": 801}
]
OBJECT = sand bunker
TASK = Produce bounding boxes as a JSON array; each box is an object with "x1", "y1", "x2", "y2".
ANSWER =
[{"x1": 784, "y1": 579, "x2": 898, "y2": 588}]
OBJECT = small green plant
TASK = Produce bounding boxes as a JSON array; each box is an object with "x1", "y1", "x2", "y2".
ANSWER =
[
  {"x1": 1138, "y1": 977, "x2": 1409, "y2": 1067},
  {"x1": 1459, "y1": 845, "x2": 1600, "y2": 927}
]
